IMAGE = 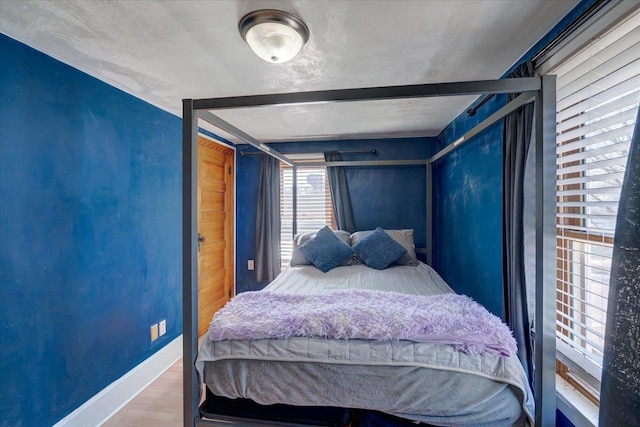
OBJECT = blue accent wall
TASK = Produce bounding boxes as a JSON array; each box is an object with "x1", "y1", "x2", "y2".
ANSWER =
[
  {"x1": 236, "y1": 138, "x2": 438, "y2": 293},
  {"x1": 433, "y1": 0, "x2": 599, "y2": 317},
  {"x1": 434, "y1": 96, "x2": 506, "y2": 316},
  {"x1": 0, "y1": 35, "x2": 182, "y2": 426}
]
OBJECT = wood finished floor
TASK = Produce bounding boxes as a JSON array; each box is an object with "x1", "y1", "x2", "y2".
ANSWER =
[{"x1": 103, "y1": 358, "x2": 183, "y2": 427}]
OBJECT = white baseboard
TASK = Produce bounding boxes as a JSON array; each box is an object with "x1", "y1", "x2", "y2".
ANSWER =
[{"x1": 53, "y1": 335, "x2": 183, "y2": 427}]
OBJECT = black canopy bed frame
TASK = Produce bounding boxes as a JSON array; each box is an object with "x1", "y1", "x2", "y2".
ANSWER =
[{"x1": 182, "y1": 76, "x2": 557, "y2": 427}]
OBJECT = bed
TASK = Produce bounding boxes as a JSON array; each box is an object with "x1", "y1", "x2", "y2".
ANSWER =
[
  {"x1": 195, "y1": 229, "x2": 534, "y2": 426},
  {"x1": 183, "y1": 76, "x2": 557, "y2": 427}
]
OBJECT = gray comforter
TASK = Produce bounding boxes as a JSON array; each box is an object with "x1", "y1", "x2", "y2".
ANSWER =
[{"x1": 196, "y1": 264, "x2": 534, "y2": 426}]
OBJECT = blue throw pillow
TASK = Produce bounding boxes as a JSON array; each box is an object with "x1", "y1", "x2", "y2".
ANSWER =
[
  {"x1": 298, "y1": 226, "x2": 355, "y2": 273},
  {"x1": 353, "y1": 227, "x2": 407, "y2": 270}
]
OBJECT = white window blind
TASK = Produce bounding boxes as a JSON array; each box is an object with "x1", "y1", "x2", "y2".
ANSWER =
[
  {"x1": 552, "y1": 9, "x2": 640, "y2": 381},
  {"x1": 280, "y1": 155, "x2": 335, "y2": 269}
]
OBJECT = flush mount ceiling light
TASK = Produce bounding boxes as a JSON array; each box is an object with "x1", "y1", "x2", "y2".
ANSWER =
[{"x1": 239, "y1": 9, "x2": 309, "y2": 63}]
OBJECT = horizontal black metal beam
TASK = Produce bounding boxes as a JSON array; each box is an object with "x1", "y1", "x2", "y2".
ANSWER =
[
  {"x1": 239, "y1": 148, "x2": 377, "y2": 156},
  {"x1": 302, "y1": 159, "x2": 428, "y2": 168},
  {"x1": 430, "y1": 91, "x2": 536, "y2": 163},
  {"x1": 198, "y1": 111, "x2": 294, "y2": 166},
  {"x1": 192, "y1": 78, "x2": 541, "y2": 111}
]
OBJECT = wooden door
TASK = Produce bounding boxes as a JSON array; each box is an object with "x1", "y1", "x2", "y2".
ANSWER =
[{"x1": 197, "y1": 137, "x2": 234, "y2": 336}]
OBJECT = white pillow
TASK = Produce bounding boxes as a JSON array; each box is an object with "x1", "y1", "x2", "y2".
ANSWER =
[
  {"x1": 290, "y1": 229, "x2": 352, "y2": 266},
  {"x1": 350, "y1": 229, "x2": 419, "y2": 266}
]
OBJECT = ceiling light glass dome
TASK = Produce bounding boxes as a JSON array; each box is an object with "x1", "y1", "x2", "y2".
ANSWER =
[{"x1": 239, "y1": 10, "x2": 310, "y2": 63}]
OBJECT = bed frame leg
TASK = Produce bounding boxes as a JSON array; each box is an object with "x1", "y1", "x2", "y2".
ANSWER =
[
  {"x1": 534, "y1": 75, "x2": 557, "y2": 427},
  {"x1": 183, "y1": 98, "x2": 200, "y2": 427}
]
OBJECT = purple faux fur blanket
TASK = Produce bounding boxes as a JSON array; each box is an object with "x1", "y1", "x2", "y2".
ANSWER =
[{"x1": 208, "y1": 289, "x2": 517, "y2": 357}]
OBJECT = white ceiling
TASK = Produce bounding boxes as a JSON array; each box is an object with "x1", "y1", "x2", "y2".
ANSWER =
[{"x1": 0, "y1": 0, "x2": 578, "y2": 143}]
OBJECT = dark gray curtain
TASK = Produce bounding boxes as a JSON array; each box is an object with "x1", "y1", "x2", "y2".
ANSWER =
[
  {"x1": 324, "y1": 151, "x2": 356, "y2": 233},
  {"x1": 255, "y1": 155, "x2": 281, "y2": 282},
  {"x1": 502, "y1": 61, "x2": 535, "y2": 387},
  {"x1": 599, "y1": 107, "x2": 640, "y2": 427}
]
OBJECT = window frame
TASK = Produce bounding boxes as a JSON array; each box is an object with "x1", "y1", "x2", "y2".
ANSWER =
[
  {"x1": 279, "y1": 156, "x2": 335, "y2": 269},
  {"x1": 548, "y1": 6, "x2": 640, "y2": 404}
]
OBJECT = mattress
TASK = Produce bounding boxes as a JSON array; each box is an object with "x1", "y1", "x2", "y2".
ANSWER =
[
  {"x1": 263, "y1": 263, "x2": 454, "y2": 295},
  {"x1": 196, "y1": 264, "x2": 534, "y2": 426}
]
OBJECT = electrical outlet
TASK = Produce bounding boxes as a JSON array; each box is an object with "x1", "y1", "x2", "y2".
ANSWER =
[
  {"x1": 150, "y1": 323, "x2": 159, "y2": 342},
  {"x1": 159, "y1": 319, "x2": 166, "y2": 336},
  {"x1": 248, "y1": 260, "x2": 254, "y2": 270}
]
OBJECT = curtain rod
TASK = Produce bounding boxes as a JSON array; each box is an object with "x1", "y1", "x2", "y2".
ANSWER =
[
  {"x1": 467, "y1": 0, "x2": 608, "y2": 117},
  {"x1": 531, "y1": 0, "x2": 609, "y2": 66},
  {"x1": 240, "y1": 149, "x2": 377, "y2": 156},
  {"x1": 467, "y1": 94, "x2": 495, "y2": 116}
]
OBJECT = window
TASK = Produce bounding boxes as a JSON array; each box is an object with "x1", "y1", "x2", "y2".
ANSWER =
[
  {"x1": 280, "y1": 154, "x2": 335, "y2": 269},
  {"x1": 552, "y1": 9, "x2": 640, "y2": 397}
]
